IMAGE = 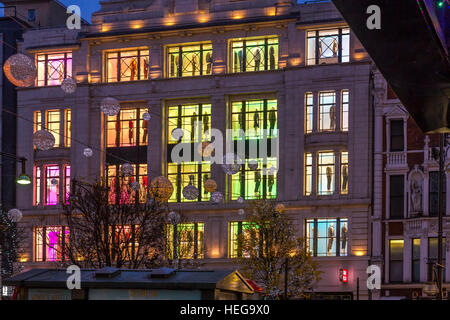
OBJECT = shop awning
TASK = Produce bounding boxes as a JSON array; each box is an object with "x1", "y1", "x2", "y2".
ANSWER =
[{"x1": 332, "y1": 0, "x2": 450, "y2": 133}]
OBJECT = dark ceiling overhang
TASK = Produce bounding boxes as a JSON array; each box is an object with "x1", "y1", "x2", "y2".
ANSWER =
[{"x1": 332, "y1": 0, "x2": 450, "y2": 133}]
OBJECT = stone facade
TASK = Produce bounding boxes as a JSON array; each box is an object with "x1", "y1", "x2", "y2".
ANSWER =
[{"x1": 15, "y1": 0, "x2": 374, "y2": 299}]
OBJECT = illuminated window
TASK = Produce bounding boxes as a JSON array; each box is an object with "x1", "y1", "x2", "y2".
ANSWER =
[
  {"x1": 231, "y1": 158, "x2": 277, "y2": 200},
  {"x1": 305, "y1": 92, "x2": 313, "y2": 134},
  {"x1": 46, "y1": 110, "x2": 60, "y2": 147},
  {"x1": 229, "y1": 221, "x2": 260, "y2": 258},
  {"x1": 34, "y1": 226, "x2": 69, "y2": 262},
  {"x1": 107, "y1": 164, "x2": 148, "y2": 204},
  {"x1": 64, "y1": 166, "x2": 71, "y2": 204},
  {"x1": 340, "y1": 152, "x2": 348, "y2": 194},
  {"x1": 305, "y1": 153, "x2": 312, "y2": 196},
  {"x1": 37, "y1": 52, "x2": 72, "y2": 86},
  {"x1": 44, "y1": 165, "x2": 60, "y2": 205},
  {"x1": 389, "y1": 239, "x2": 404, "y2": 282},
  {"x1": 231, "y1": 99, "x2": 277, "y2": 140},
  {"x1": 341, "y1": 90, "x2": 349, "y2": 131},
  {"x1": 113, "y1": 225, "x2": 140, "y2": 260},
  {"x1": 65, "y1": 109, "x2": 71, "y2": 147},
  {"x1": 317, "y1": 152, "x2": 335, "y2": 195},
  {"x1": 167, "y1": 43, "x2": 212, "y2": 78},
  {"x1": 34, "y1": 111, "x2": 42, "y2": 132},
  {"x1": 306, "y1": 218, "x2": 348, "y2": 257},
  {"x1": 231, "y1": 37, "x2": 278, "y2": 73},
  {"x1": 167, "y1": 104, "x2": 211, "y2": 144},
  {"x1": 106, "y1": 108, "x2": 149, "y2": 147},
  {"x1": 427, "y1": 237, "x2": 446, "y2": 282},
  {"x1": 166, "y1": 223, "x2": 204, "y2": 259},
  {"x1": 412, "y1": 238, "x2": 420, "y2": 283},
  {"x1": 307, "y1": 28, "x2": 350, "y2": 65},
  {"x1": 319, "y1": 92, "x2": 336, "y2": 132},
  {"x1": 106, "y1": 49, "x2": 149, "y2": 82},
  {"x1": 34, "y1": 166, "x2": 41, "y2": 206},
  {"x1": 168, "y1": 162, "x2": 211, "y2": 202}
]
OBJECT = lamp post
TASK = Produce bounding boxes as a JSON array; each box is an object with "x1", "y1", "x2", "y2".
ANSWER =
[{"x1": 437, "y1": 133, "x2": 445, "y2": 300}]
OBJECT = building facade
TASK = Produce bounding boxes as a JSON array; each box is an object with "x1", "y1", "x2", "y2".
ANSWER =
[{"x1": 15, "y1": 0, "x2": 374, "y2": 299}]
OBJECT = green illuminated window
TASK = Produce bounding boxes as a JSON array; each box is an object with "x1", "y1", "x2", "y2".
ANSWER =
[
  {"x1": 168, "y1": 104, "x2": 211, "y2": 144},
  {"x1": 168, "y1": 161, "x2": 211, "y2": 202},
  {"x1": 229, "y1": 221, "x2": 261, "y2": 258},
  {"x1": 231, "y1": 37, "x2": 278, "y2": 73},
  {"x1": 166, "y1": 223, "x2": 204, "y2": 260},
  {"x1": 167, "y1": 43, "x2": 212, "y2": 78}
]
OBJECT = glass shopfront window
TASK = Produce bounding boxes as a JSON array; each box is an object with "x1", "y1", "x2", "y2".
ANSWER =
[
  {"x1": 317, "y1": 152, "x2": 335, "y2": 195},
  {"x1": 37, "y1": 52, "x2": 72, "y2": 86},
  {"x1": 35, "y1": 226, "x2": 69, "y2": 262},
  {"x1": 229, "y1": 221, "x2": 260, "y2": 258},
  {"x1": 167, "y1": 162, "x2": 211, "y2": 203},
  {"x1": 168, "y1": 104, "x2": 211, "y2": 144},
  {"x1": 166, "y1": 223, "x2": 204, "y2": 260},
  {"x1": 231, "y1": 37, "x2": 278, "y2": 73},
  {"x1": 106, "y1": 49, "x2": 149, "y2": 82},
  {"x1": 167, "y1": 43, "x2": 212, "y2": 78},
  {"x1": 306, "y1": 218, "x2": 348, "y2": 257},
  {"x1": 307, "y1": 28, "x2": 350, "y2": 65},
  {"x1": 106, "y1": 108, "x2": 149, "y2": 147},
  {"x1": 107, "y1": 164, "x2": 148, "y2": 204}
]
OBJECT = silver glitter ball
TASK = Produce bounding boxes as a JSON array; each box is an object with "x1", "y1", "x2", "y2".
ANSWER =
[
  {"x1": 3, "y1": 53, "x2": 37, "y2": 87},
  {"x1": 83, "y1": 148, "x2": 93, "y2": 158},
  {"x1": 51, "y1": 178, "x2": 58, "y2": 186},
  {"x1": 100, "y1": 97, "x2": 120, "y2": 116},
  {"x1": 121, "y1": 163, "x2": 134, "y2": 177},
  {"x1": 248, "y1": 160, "x2": 258, "y2": 170},
  {"x1": 211, "y1": 191, "x2": 223, "y2": 203},
  {"x1": 33, "y1": 130, "x2": 55, "y2": 151},
  {"x1": 238, "y1": 209, "x2": 245, "y2": 216},
  {"x1": 221, "y1": 153, "x2": 242, "y2": 175},
  {"x1": 61, "y1": 77, "x2": 77, "y2": 94},
  {"x1": 130, "y1": 181, "x2": 140, "y2": 191},
  {"x1": 182, "y1": 184, "x2": 199, "y2": 200},
  {"x1": 237, "y1": 196, "x2": 244, "y2": 204},
  {"x1": 142, "y1": 112, "x2": 151, "y2": 121},
  {"x1": 167, "y1": 211, "x2": 180, "y2": 224},
  {"x1": 7, "y1": 208, "x2": 23, "y2": 222}
]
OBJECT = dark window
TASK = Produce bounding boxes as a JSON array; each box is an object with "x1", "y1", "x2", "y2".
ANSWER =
[
  {"x1": 28, "y1": 9, "x2": 36, "y2": 22},
  {"x1": 390, "y1": 175, "x2": 404, "y2": 219},
  {"x1": 390, "y1": 120, "x2": 404, "y2": 152},
  {"x1": 389, "y1": 240, "x2": 404, "y2": 283},
  {"x1": 427, "y1": 238, "x2": 446, "y2": 282},
  {"x1": 429, "y1": 171, "x2": 446, "y2": 217},
  {"x1": 412, "y1": 238, "x2": 421, "y2": 283}
]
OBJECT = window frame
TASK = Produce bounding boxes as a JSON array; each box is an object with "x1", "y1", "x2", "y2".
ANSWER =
[
  {"x1": 34, "y1": 226, "x2": 69, "y2": 262},
  {"x1": 166, "y1": 222, "x2": 205, "y2": 260},
  {"x1": 230, "y1": 36, "x2": 279, "y2": 73},
  {"x1": 389, "y1": 239, "x2": 404, "y2": 283},
  {"x1": 307, "y1": 28, "x2": 350, "y2": 66},
  {"x1": 389, "y1": 175, "x2": 405, "y2": 219},
  {"x1": 306, "y1": 218, "x2": 348, "y2": 257},
  {"x1": 37, "y1": 52, "x2": 72, "y2": 87},
  {"x1": 105, "y1": 49, "x2": 150, "y2": 83},
  {"x1": 166, "y1": 43, "x2": 213, "y2": 78}
]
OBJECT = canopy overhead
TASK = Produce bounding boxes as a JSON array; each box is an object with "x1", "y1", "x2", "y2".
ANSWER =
[{"x1": 332, "y1": 0, "x2": 450, "y2": 133}]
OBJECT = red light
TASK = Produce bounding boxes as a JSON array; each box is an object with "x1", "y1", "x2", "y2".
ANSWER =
[{"x1": 339, "y1": 268, "x2": 348, "y2": 283}]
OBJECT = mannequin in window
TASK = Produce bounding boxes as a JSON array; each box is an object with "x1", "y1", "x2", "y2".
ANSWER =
[
  {"x1": 331, "y1": 38, "x2": 338, "y2": 57},
  {"x1": 239, "y1": 172, "x2": 245, "y2": 194},
  {"x1": 238, "y1": 50, "x2": 244, "y2": 72},
  {"x1": 269, "y1": 107, "x2": 277, "y2": 136},
  {"x1": 342, "y1": 165, "x2": 348, "y2": 192},
  {"x1": 268, "y1": 173, "x2": 275, "y2": 194},
  {"x1": 192, "y1": 54, "x2": 198, "y2": 76},
  {"x1": 329, "y1": 104, "x2": 336, "y2": 130},
  {"x1": 254, "y1": 48, "x2": 261, "y2": 71},
  {"x1": 191, "y1": 112, "x2": 198, "y2": 141},
  {"x1": 203, "y1": 112, "x2": 209, "y2": 134},
  {"x1": 115, "y1": 120, "x2": 121, "y2": 146},
  {"x1": 327, "y1": 223, "x2": 335, "y2": 253},
  {"x1": 254, "y1": 170, "x2": 261, "y2": 195},
  {"x1": 143, "y1": 58, "x2": 149, "y2": 79},
  {"x1": 234, "y1": 50, "x2": 238, "y2": 72},
  {"x1": 203, "y1": 174, "x2": 209, "y2": 195},
  {"x1": 57, "y1": 62, "x2": 64, "y2": 83},
  {"x1": 206, "y1": 52, "x2": 212, "y2": 74},
  {"x1": 170, "y1": 54, "x2": 176, "y2": 77},
  {"x1": 341, "y1": 223, "x2": 348, "y2": 254},
  {"x1": 128, "y1": 115, "x2": 134, "y2": 145},
  {"x1": 238, "y1": 107, "x2": 245, "y2": 130},
  {"x1": 142, "y1": 118, "x2": 148, "y2": 144},
  {"x1": 130, "y1": 58, "x2": 137, "y2": 81},
  {"x1": 269, "y1": 46, "x2": 276, "y2": 70},
  {"x1": 253, "y1": 110, "x2": 260, "y2": 131},
  {"x1": 326, "y1": 166, "x2": 333, "y2": 191}
]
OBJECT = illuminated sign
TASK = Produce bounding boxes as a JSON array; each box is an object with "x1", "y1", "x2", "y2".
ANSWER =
[{"x1": 339, "y1": 268, "x2": 348, "y2": 283}]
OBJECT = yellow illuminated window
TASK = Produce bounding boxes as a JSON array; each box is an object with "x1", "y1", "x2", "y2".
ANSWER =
[
  {"x1": 231, "y1": 37, "x2": 278, "y2": 73},
  {"x1": 46, "y1": 110, "x2": 60, "y2": 147},
  {"x1": 167, "y1": 43, "x2": 212, "y2": 78}
]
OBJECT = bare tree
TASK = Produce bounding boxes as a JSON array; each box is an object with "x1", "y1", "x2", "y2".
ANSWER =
[{"x1": 236, "y1": 200, "x2": 321, "y2": 299}]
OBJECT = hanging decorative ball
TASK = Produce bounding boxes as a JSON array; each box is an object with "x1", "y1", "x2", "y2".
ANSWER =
[
  {"x1": 221, "y1": 153, "x2": 242, "y2": 175},
  {"x1": 130, "y1": 181, "x2": 140, "y2": 191},
  {"x1": 197, "y1": 141, "x2": 214, "y2": 157},
  {"x1": 7, "y1": 208, "x2": 23, "y2": 222},
  {"x1": 142, "y1": 112, "x2": 151, "y2": 121},
  {"x1": 171, "y1": 128, "x2": 184, "y2": 140},
  {"x1": 182, "y1": 184, "x2": 199, "y2": 200},
  {"x1": 167, "y1": 211, "x2": 181, "y2": 224},
  {"x1": 51, "y1": 178, "x2": 58, "y2": 186},
  {"x1": 238, "y1": 209, "x2": 245, "y2": 216},
  {"x1": 121, "y1": 163, "x2": 134, "y2": 177},
  {"x1": 211, "y1": 191, "x2": 223, "y2": 203},
  {"x1": 204, "y1": 179, "x2": 217, "y2": 193},
  {"x1": 3, "y1": 53, "x2": 37, "y2": 87},
  {"x1": 61, "y1": 77, "x2": 77, "y2": 94},
  {"x1": 33, "y1": 130, "x2": 55, "y2": 151},
  {"x1": 268, "y1": 166, "x2": 277, "y2": 175},
  {"x1": 248, "y1": 160, "x2": 258, "y2": 171},
  {"x1": 237, "y1": 196, "x2": 244, "y2": 204},
  {"x1": 100, "y1": 97, "x2": 120, "y2": 116},
  {"x1": 149, "y1": 176, "x2": 174, "y2": 202},
  {"x1": 83, "y1": 148, "x2": 93, "y2": 158},
  {"x1": 275, "y1": 203, "x2": 286, "y2": 213}
]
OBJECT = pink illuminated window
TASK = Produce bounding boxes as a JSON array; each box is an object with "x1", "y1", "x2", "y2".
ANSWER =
[
  {"x1": 45, "y1": 165, "x2": 60, "y2": 205},
  {"x1": 34, "y1": 166, "x2": 41, "y2": 206},
  {"x1": 34, "y1": 226, "x2": 69, "y2": 262},
  {"x1": 37, "y1": 52, "x2": 72, "y2": 86},
  {"x1": 64, "y1": 166, "x2": 71, "y2": 204}
]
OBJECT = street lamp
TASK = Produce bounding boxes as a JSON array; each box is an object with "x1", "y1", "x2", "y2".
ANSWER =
[{"x1": 0, "y1": 152, "x2": 31, "y2": 185}]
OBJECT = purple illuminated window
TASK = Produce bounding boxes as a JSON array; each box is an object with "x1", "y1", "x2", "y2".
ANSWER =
[
  {"x1": 35, "y1": 226, "x2": 69, "y2": 262},
  {"x1": 37, "y1": 53, "x2": 72, "y2": 86},
  {"x1": 64, "y1": 166, "x2": 71, "y2": 204},
  {"x1": 45, "y1": 165, "x2": 60, "y2": 205}
]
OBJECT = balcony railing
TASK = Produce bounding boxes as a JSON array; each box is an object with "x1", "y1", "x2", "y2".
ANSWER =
[{"x1": 387, "y1": 152, "x2": 407, "y2": 168}]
